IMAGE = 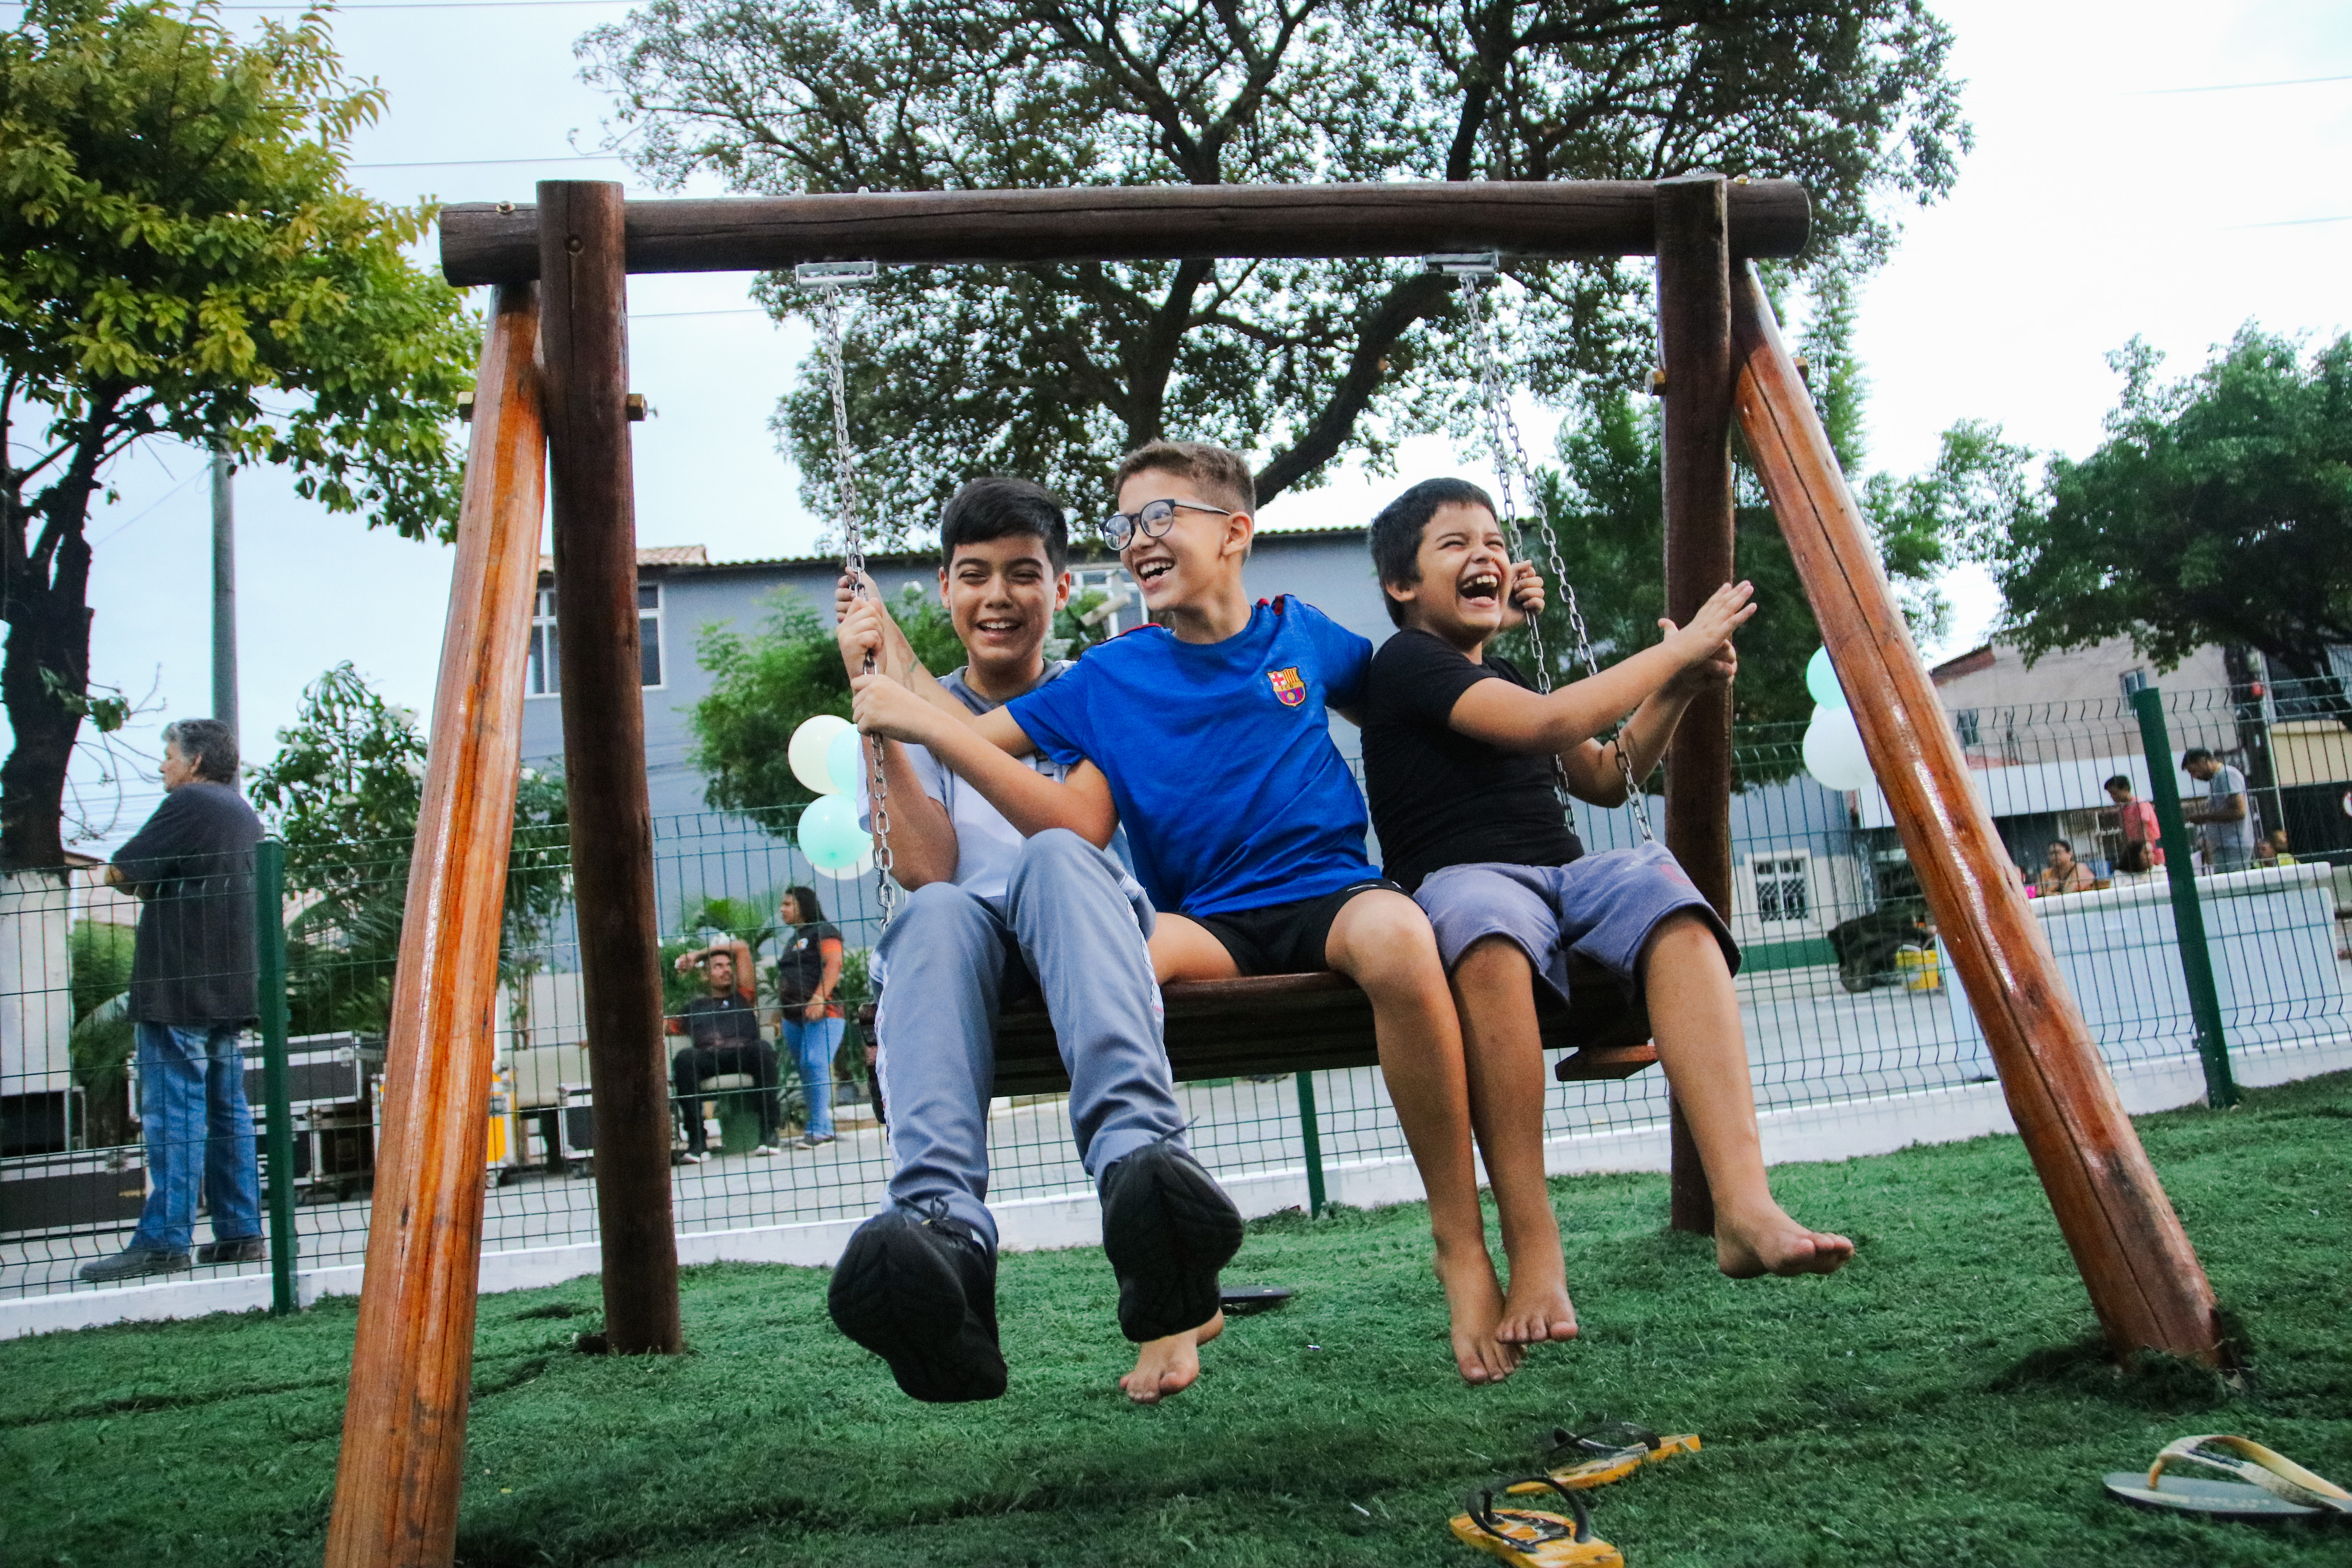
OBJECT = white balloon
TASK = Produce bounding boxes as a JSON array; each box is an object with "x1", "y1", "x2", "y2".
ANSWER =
[
  {"x1": 788, "y1": 713, "x2": 856, "y2": 795},
  {"x1": 1802, "y1": 704, "x2": 1874, "y2": 792}
]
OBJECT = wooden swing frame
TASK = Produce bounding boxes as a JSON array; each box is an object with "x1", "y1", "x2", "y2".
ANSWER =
[{"x1": 322, "y1": 176, "x2": 2230, "y2": 1568}]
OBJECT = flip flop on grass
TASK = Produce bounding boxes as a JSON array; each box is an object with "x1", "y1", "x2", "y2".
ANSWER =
[
  {"x1": 1451, "y1": 1476, "x2": 1624, "y2": 1568},
  {"x1": 2103, "y1": 1434, "x2": 2352, "y2": 1520},
  {"x1": 1512, "y1": 1421, "x2": 1701, "y2": 1493}
]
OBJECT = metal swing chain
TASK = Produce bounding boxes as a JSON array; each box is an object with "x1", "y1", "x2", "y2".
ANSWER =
[
  {"x1": 1457, "y1": 271, "x2": 1655, "y2": 842},
  {"x1": 804, "y1": 266, "x2": 897, "y2": 924}
]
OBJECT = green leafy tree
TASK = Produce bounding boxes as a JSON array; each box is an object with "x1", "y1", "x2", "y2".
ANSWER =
[
  {"x1": 65, "y1": 915, "x2": 136, "y2": 1144},
  {"x1": 0, "y1": 0, "x2": 476, "y2": 869},
  {"x1": 690, "y1": 584, "x2": 963, "y2": 817},
  {"x1": 1967, "y1": 328, "x2": 2352, "y2": 685},
  {"x1": 581, "y1": 0, "x2": 1967, "y2": 537},
  {"x1": 248, "y1": 664, "x2": 570, "y2": 1034}
]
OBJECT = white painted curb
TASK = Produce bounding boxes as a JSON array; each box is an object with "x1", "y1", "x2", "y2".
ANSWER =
[{"x1": 6, "y1": 1033, "x2": 2345, "y2": 1342}]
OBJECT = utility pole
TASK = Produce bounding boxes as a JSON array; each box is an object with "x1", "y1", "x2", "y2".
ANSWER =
[{"x1": 211, "y1": 449, "x2": 238, "y2": 741}]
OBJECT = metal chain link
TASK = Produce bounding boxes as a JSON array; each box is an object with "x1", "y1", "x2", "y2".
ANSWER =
[
  {"x1": 1458, "y1": 273, "x2": 1655, "y2": 842},
  {"x1": 806, "y1": 274, "x2": 898, "y2": 924}
]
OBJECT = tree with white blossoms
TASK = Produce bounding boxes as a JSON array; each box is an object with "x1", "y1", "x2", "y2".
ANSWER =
[{"x1": 249, "y1": 662, "x2": 568, "y2": 1035}]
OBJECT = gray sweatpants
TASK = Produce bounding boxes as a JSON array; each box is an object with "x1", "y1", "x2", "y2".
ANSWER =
[{"x1": 871, "y1": 828, "x2": 1185, "y2": 1252}]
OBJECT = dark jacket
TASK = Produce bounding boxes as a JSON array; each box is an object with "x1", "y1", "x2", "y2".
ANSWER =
[{"x1": 114, "y1": 781, "x2": 263, "y2": 1025}]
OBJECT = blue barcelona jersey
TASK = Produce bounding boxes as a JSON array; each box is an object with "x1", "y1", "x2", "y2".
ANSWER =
[{"x1": 1007, "y1": 596, "x2": 1377, "y2": 918}]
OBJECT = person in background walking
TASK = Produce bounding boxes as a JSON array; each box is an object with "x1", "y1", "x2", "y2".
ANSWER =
[
  {"x1": 82, "y1": 719, "x2": 265, "y2": 1283},
  {"x1": 2180, "y1": 748, "x2": 2259, "y2": 875},
  {"x1": 777, "y1": 886, "x2": 845, "y2": 1148},
  {"x1": 2105, "y1": 775, "x2": 2165, "y2": 872}
]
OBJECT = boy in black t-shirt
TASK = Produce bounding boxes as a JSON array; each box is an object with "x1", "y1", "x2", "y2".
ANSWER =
[{"x1": 1363, "y1": 478, "x2": 1853, "y2": 1351}]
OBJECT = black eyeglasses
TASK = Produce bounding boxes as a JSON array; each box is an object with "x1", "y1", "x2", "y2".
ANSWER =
[{"x1": 1100, "y1": 497, "x2": 1232, "y2": 550}]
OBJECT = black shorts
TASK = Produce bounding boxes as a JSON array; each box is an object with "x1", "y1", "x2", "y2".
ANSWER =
[{"x1": 1194, "y1": 878, "x2": 1403, "y2": 976}]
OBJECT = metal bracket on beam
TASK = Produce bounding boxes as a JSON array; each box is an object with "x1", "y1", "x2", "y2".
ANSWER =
[
  {"x1": 794, "y1": 260, "x2": 878, "y2": 286},
  {"x1": 1423, "y1": 252, "x2": 1499, "y2": 277}
]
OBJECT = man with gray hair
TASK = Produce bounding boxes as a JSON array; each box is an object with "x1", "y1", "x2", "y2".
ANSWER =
[{"x1": 81, "y1": 718, "x2": 267, "y2": 1283}]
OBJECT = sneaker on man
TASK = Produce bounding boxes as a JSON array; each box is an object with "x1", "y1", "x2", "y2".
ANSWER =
[
  {"x1": 828, "y1": 1207, "x2": 1007, "y2": 1403},
  {"x1": 702, "y1": 1117, "x2": 724, "y2": 1151},
  {"x1": 677, "y1": 1149, "x2": 707, "y2": 1165},
  {"x1": 1098, "y1": 1140, "x2": 1246, "y2": 1343},
  {"x1": 197, "y1": 1237, "x2": 267, "y2": 1265},
  {"x1": 79, "y1": 1247, "x2": 191, "y2": 1284},
  {"x1": 751, "y1": 1141, "x2": 781, "y2": 1157},
  {"x1": 800, "y1": 1131, "x2": 837, "y2": 1149}
]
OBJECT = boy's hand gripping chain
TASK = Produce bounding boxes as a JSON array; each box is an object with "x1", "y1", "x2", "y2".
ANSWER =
[
  {"x1": 1449, "y1": 264, "x2": 1656, "y2": 843},
  {"x1": 800, "y1": 261, "x2": 899, "y2": 923}
]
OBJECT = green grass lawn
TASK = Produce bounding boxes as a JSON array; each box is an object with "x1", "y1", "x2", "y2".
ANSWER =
[{"x1": 5, "y1": 1073, "x2": 2348, "y2": 1568}]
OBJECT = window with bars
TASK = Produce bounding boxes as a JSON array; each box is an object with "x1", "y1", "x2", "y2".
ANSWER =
[
  {"x1": 528, "y1": 581, "x2": 664, "y2": 695},
  {"x1": 1750, "y1": 853, "x2": 1812, "y2": 925}
]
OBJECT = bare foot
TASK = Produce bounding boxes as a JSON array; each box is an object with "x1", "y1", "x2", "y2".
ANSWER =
[
  {"x1": 1119, "y1": 1312, "x2": 1224, "y2": 1405},
  {"x1": 1434, "y1": 1237, "x2": 1523, "y2": 1384},
  {"x1": 1496, "y1": 1272, "x2": 1580, "y2": 1346},
  {"x1": 1713, "y1": 1203, "x2": 1855, "y2": 1279}
]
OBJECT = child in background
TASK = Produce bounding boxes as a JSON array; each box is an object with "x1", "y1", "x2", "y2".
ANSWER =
[{"x1": 1360, "y1": 478, "x2": 1852, "y2": 1348}]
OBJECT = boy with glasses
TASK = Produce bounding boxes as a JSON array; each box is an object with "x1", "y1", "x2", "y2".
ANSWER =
[
  {"x1": 827, "y1": 476, "x2": 1245, "y2": 1407},
  {"x1": 844, "y1": 441, "x2": 1527, "y2": 1386}
]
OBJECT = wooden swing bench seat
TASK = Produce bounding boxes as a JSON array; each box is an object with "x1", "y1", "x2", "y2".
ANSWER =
[{"x1": 858, "y1": 956, "x2": 1654, "y2": 1097}]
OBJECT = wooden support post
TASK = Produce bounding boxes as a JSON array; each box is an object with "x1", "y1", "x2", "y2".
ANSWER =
[
  {"x1": 537, "y1": 180, "x2": 683, "y2": 1356},
  {"x1": 1655, "y1": 173, "x2": 1733, "y2": 1236},
  {"x1": 324, "y1": 283, "x2": 550, "y2": 1568},
  {"x1": 1729, "y1": 263, "x2": 2228, "y2": 1365}
]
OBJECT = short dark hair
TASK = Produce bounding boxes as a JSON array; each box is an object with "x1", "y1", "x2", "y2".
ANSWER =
[
  {"x1": 784, "y1": 884, "x2": 825, "y2": 924},
  {"x1": 1110, "y1": 441, "x2": 1256, "y2": 517},
  {"x1": 2118, "y1": 840, "x2": 2152, "y2": 873},
  {"x1": 2103, "y1": 774, "x2": 2133, "y2": 793},
  {"x1": 939, "y1": 477, "x2": 1069, "y2": 573},
  {"x1": 2049, "y1": 838, "x2": 2073, "y2": 854},
  {"x1": 161, "y1": 718, "x2": 238, "y2": 783},
  {"x1": 2181, "y1": 747, "x2": 2215, "y2": 768},
  {"x1": 1367, "y1": 478, "x2": 1499, "y2": 627}
]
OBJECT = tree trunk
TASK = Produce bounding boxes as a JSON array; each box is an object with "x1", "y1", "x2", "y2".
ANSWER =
[{"x1": 1, "y1": 414, "x2": 110, "y2": 873}]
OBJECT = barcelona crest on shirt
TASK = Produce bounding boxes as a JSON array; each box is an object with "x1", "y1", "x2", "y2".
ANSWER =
[{"x1": 1268, "y1": 666, "x2": 1307, "y2": 707}]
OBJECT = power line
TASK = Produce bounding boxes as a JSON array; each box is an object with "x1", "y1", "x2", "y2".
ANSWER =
[
  {"x1": 2221, "y1": 214, "x2": 2352, "y2": 230},
  {"x1": 357, "y1": 153, "x2": 626, "y2": 169},
  {"x1": 2134, "y1": 73, "x2": 2352, "y2": 94}
]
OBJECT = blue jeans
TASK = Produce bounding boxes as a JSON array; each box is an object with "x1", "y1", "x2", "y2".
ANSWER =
[
  {"x1": 781, "y1": 1014, "x2": 846, "y2": 1138},
  {"x1": 131, "y1": 1022, "x2": 262, "y2": 1254}
]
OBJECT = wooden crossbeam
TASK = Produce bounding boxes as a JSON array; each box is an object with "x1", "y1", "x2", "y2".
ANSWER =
[{"x1": 438, "y1": 180, "x2": 1810, "y2": 285}]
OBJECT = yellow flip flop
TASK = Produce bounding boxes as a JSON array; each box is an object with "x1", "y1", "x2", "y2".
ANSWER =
[
  {"x1": 1511, "y1": 1422, "x2": 1701, "y2": 1493},
  {"x1": 2104, "y1": 1434, "x2": 2352, "y2": 1520},
  {"x1": 1452, "y1": 1477, "x2": 1624, "y2": 1568}
]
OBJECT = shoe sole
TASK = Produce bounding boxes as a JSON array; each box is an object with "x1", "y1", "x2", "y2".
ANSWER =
[
  {"x1": 1100, "y1": 1145, "x2": 1246, "y2": 1343},
  {"x1": 827, "y1": 1212, "x2": 1007, "y2": 1403}
]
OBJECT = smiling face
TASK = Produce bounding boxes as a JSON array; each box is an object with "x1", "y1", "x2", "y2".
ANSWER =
[
  {"x1": 1114, "y1": 470, "x2": 1250, "y2": 620},
  {"x1": 939, "y1": 533, "x2": 1067, "y2": 688},
  {"x1": 1382, "y1": 501, "x2": 1512, "y2": 651}
]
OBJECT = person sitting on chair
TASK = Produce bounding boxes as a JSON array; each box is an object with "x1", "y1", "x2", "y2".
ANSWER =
[
  {"x1": 844, "y1": 443, "x2": 1510, "y2": 1386},
  {"x1": 2037, "y1": 839, "x2": 2097, "y2": 897},
  {"x1": 666, "y1": 944, "x2": 782, "y2": 1160},
  {"x1": 827, "y1": 475, "x2": 1245, "y2": 1408},
  {"x1": 1358, "y1": 478, "x2": 1854, "y2": 1353}
]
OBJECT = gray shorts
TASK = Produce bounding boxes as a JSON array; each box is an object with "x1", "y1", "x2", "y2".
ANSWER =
[{"x1": 1413, "y1": 842, "x2": 1739, "y2": 1006}]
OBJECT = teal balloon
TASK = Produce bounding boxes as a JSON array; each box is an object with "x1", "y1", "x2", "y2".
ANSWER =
[
  {"x1": 797, "y1": 793, "x2": 868, "y2": 871},
  {"x1": 826, "y1": 727, "x2": 866, "y2": 797},
  {"x1": 1806, "y1": 646, "x2": 1847, "y2": 710}
]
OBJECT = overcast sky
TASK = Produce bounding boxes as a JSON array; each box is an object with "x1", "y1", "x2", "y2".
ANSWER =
[{"x1": 6, "y1": 0, "x2": 2347, "y2": 845}]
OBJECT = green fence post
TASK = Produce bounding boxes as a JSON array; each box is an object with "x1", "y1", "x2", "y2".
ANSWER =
[
  {"x1": 2131, "y1": 688, "x2": 2241, "y2": 1109},
  {"x1": 1294, "y1": 1070, "x2": 1327, "y2": 1218},
  {"x1": 255, "y1": 837, "x2": 298, "y2": 1313}
]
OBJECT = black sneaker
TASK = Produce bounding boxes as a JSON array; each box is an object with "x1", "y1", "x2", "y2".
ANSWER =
[
  {"x1": 78, "y1": 1247, "x2": 191, "y2": 1284},
  {"x1": 197, "y1": 1237, "x2": 267, "y2": 1265},
  {"x1": 827, "y1": 1207, "x2": 1007, "y2": 1403},
  {"x1": 1098, "y1": 1140, "x2": 1245, "y2": 1343}
]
